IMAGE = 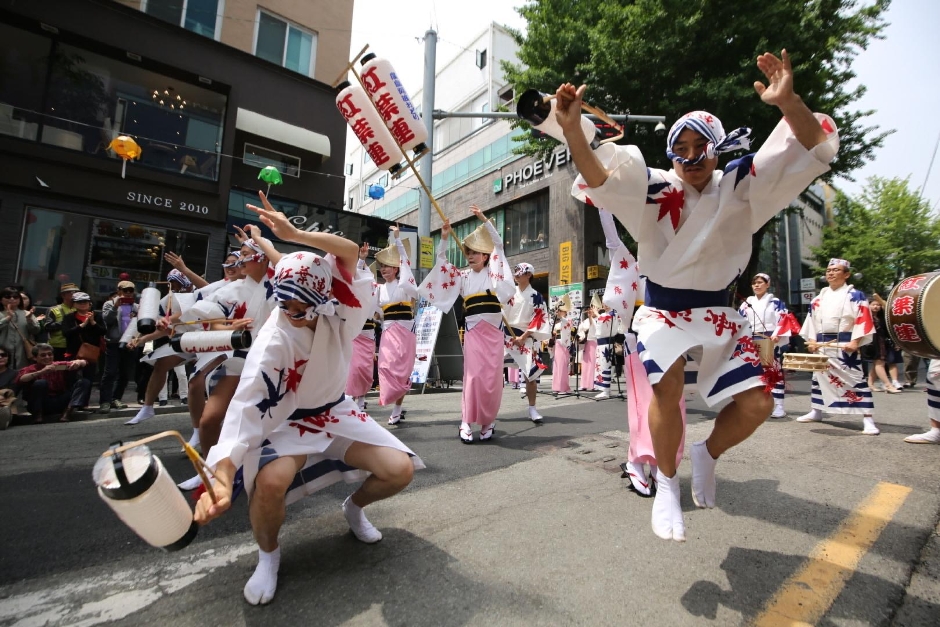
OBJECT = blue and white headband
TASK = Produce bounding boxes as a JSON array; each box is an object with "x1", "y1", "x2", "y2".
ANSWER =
[
  {"x1": 753, "y1": 273, "x2": 771, "y2": 283},
  {"x1": 166, "y1": 269, "x2": 192, "y2": 288},
  {"x1": 221, "y1": 250, "x2": 242, "y2": 269},
  {"x1": 513, "y1": 262, "x2": 535, "y2": 277},
  {"x1": 666, "y1": 111, "x2": 752, "y2": 165},
  {"x1": 828, "y1": 258, "x2": 851, "y2": 270},
  {"x1": 235, "y1": 239, "x2": 266, "y2": 267},
  {"x1": 273, "y1": 252, "x2": 337, "y2": 321}
]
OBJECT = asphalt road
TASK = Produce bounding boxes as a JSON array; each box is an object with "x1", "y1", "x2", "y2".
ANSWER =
[{"x1": 0, "y1": 371, "x2": 937, "y2": 626}]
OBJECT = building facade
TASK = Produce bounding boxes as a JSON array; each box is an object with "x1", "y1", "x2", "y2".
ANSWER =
[{"x1": 0, "y1": 0, "x2": 354, "y2": 306}]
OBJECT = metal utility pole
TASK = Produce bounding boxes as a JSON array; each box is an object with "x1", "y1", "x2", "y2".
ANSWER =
[{"x1": 418, "y1": 29, "x2": 437, "y2": 243}]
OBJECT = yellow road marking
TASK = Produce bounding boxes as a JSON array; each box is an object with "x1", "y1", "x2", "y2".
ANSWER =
[{"x1": 752, "y1": 482, "x2": 911, "y2": 627}]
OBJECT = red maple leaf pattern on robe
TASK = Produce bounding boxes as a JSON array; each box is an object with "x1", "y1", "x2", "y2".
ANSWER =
[
  {"x1": 854, "y1": 304, "x2": 874, "y2": 335},
  {"x1": 528, "y1": 307, "x2": 547, "y2": 331},
  {"x1": 284, "y1": 359, "x2": 308, "y2": 393},
  {"x1": 655, "y1": 188, "x2": 685, "y2": 230}
]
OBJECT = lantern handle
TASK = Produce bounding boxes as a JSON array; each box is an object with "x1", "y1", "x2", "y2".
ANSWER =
[
  {"x1": 100, "y1": 430, "x2": 217, "y2": 504},
  {"x1": 331, "y1": 44, "x2": 371, "y2": 88}
]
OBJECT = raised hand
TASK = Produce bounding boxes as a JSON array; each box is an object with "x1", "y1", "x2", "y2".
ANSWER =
[
  {"x1": 247, "y1": 191, "x2": 298, "y2": 242},
  {"x1": 754, "y1": 50, "x2": 796, "y2": 107},
  {"x1": 554, "y1": 83, "x2": 587, "y2": 135},
  {"x1": 164, "y1": 251, "x2": 187, "y2": 271},
  {"x1": 232, "y1": 225, "x2": 249, "y2": 244},
  {"x1": 359, "y1": 242, "x2": 370, "y2": 260},
  {"x1": 390, "y1": 225, "x2": 400, "y2": 239},
  {"x1": 470, "y1": 204, "x2": 486, "y2": 222},
  {"x1": 244, "y1": 224, "x2": 263, "y2": 241},
  {"x1": 441, "y1": 219, "x2": 451, "y2": 240}
]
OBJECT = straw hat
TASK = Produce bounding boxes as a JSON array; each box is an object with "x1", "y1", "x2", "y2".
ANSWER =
[
  {"x1": 556, "y1": 292, "x2": 572, "y2": 312},
  {"x1": 374, "y1": 238, "x2": 412, "y2": 268},
  {"x1": 461, "y1": 223, "x2": 495, "y2": 255},
  {"x1": 59, "y1": 282, "x2": 79, "y2": 293},
  {"x1": 590, "y1": 291, "x2": 605, "y2": 311}
]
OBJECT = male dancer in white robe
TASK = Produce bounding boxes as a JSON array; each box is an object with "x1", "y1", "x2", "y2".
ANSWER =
[
  {"x1": 195, "y1": 203, "x2": 423, "y2": 606},
  {"x1": 559, "y1": 49, "x2": 839, "y2": 541},
  {"x1": 504, "y1": 262, "x2": 552, "y2": 422},
  {"x1": 798, "y1": 258, "x2": 878, "y2": 434}
]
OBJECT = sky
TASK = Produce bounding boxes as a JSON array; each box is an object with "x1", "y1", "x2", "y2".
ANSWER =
[{"x1": 349, "y1": 0, "x2": 940, "y2": 211}]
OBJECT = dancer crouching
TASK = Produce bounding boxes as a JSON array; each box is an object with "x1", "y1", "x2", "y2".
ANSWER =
[{"x1": 194, "y1": 203, "x2": 424, "y2": 606}]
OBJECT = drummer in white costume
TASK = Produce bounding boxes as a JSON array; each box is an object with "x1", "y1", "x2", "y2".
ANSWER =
[
  {"x1": 559, "y1": 49, "x2": 839, "y2": 541},
  {"x1": 195, "y1": 202, "x2": 423, "y2": 606},
  {"x1": 591, "y1": 292, "x2": 621, "y2": 399},
  {"x1": 504, "y1": 262, "x2": 552, "y2": 422},
  {"x1": 738, "y1": 273, "x2": 796, "y2": 418},
  {"x1": 797, "y1": 258, "x2": 878, "y2": 434}
]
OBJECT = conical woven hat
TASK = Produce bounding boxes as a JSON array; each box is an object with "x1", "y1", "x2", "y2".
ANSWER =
[
  {"x1": 375, "y1": 238, "x2": 411, "y2": 268},
  {"x1": 556, "y1": 292, "x2": 572, "y2": 312},
  {"x1": 590, "y1": 291, "x2": 605, "y2": 311},
  {"x1": 462, "y1": 223, "x2": 495, "y2": 255}
]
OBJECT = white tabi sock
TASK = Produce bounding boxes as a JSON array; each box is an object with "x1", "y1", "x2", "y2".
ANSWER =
[
  {"x1": 626, "y1": 461, "x2": 652, "y2": 496},
  {"x1": 691, "y1": 441, "x2": 717, "y2": 509},
  {"x1": 651, "y1": 469, "x2": 685, "y2": 542},
  {"x1": 357, "y1": 396, "x2": 366, "y2": 410},
  {"x1": 796, "y1": 409, "x2": 823, "y2": 423},
  {"x1": 904, "y1": 427, "x2": 940, "y2": 444},
  {"x1": 528, "y1": 406, "x2": 543, "y2": 422},
  {"x1": 124, "y1": 405, "x2": 155, "y2": 426},
  {"x1": 343, "y1": 496, "x2": 383, "y2": 543},
  {"x1": 187, "y1": 429, "x2": 200, "y2": 448},
  {"x1": 244, "y1": 546, "x2": 280, "y2": 605},
  {"x1": 391, "y1": 403, "x2": 402, "y2": 417},
  {"x1": 862, "y1": 415, "x2": 880, "y2": 436}
]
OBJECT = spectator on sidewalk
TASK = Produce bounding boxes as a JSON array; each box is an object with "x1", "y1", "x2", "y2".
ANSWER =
[
  {"x1": 14, "y1": 343, "x2": 90, "y2": 423},
  {"x1": 44, "y1": 283, "x2": 80, "y2": 361},
  {"x1": 0, "y1": 287, "x2": 40, "y2": 370},
  {"x1": 902, "y1": 352, "x2": 922, "y2": 389},
  {"x1": 99, "y1": 281, "x2": 139, "y2": 413},
  {"x1": 61, "y1": 292, "x2": 106, "y2": 411}
]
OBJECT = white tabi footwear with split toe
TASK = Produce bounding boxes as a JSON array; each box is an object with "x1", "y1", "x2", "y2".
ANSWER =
[
  {"x1": 904, "y1": 428, "x2": 940, "y2": 444},
  {"x1": 124, "y1": 405, "x2": 154, "y2": 425},
  {"x1": 626, "y1": 461, "x2": 653, "y2": 497},
  {"x1": 770, "y1": 403, "x2": 787, "y2": 418},
  {"x1": 651, "y1": 469, "x2": 685, "y2": 542},
  {"x1": 243, "y1": 547, "x2": 279, "y2": 606},
  {"x1": 796, "y1": 409, "x2": 823, "y2": 423},
  {"x1": 691, "y1": 441, "x2": 717, "y2": 509},
  {"x1": 343, "y1": 496, "x2": 383, "y2": 544},
  {"x1": 862, "y1": 416, "x2": 880, "y2": 435}
]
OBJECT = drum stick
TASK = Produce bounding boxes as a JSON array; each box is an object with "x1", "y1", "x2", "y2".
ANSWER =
[
  {"x1": 102, "y1": 430, "x2": 217, "y2": 504},
  {"x1": 541, "y1": 94, "x2": 625, "y2": 134}
]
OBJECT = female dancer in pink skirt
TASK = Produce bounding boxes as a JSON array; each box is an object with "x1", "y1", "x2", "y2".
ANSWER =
[
  {"x1": 346, "y1": 246, "x2": 380, "y2": 410},
  {"x1": 375, "y1": 227, "x2": 418, "y2": 425},
  {"x1": 419, "y1": 205, "x2": 515, "y2": 443},
  {"x1": 552, "y1": 294, "x2": 574, "y2": 395}
]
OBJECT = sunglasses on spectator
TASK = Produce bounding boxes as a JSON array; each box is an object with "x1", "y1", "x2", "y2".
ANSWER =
[
  {"x1": 0, "y1": 353, "x2": 8, "y2": 358},
  {"x1": 120, "y1": 288, "x2": 136, "y2": 293}
]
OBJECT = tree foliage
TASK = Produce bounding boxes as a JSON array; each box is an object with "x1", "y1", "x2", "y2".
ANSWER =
[
  {"x1": 813, "y1": 177, "x2": 940, "y2": 296},
  {"x1": 503, "y1": 0, "x2": 891, "y2": 176}
]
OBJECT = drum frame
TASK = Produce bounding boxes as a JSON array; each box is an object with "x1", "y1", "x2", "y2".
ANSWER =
[{"x1": 885, "y1": 272, "x2": 940, "y2": 359}]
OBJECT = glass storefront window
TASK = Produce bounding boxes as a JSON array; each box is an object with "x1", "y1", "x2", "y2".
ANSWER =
[
  {"x1": 38, "y1": 41, "x2": 226, "y2": 180},
  {"x1": 18, "y1": 207, "x2": 209, "y2": 307},
  {"x1": 0, "y1": 23, "x2": 51, "y2": 141},
  {"x1": 503, "y1": 191, "x2": 549, "y2": 257}
]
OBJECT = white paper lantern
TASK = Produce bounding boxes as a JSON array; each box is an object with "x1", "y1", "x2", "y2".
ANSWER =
[
  {"x1": 137, "y1": 285, "x2": 161, "y2": 334},
  {"x1": 359, "y1": 54, "x2": 428, "y2": 158},
  {"x1": 171, "y1": 330, "x2": 252, "y2": 353},
  {"x1": 336, "y1": 81, "x2": 404, "y2": 175}
]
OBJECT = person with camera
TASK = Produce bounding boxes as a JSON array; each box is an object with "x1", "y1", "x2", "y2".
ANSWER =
[
  {"x1": 61, "y1": 292, "x2": 105, "y2": 413},
  {"x1": 14, "y1": 343, "x2": 90, "y2": 423},
  {"x1": 0, "y1": 287, "x2": 40, "y2": 370},
  {"x1": 99, "y1": 281, "x2": 139, "y2": 413}
]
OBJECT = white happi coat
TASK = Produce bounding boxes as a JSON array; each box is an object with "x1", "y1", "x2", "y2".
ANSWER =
[
  {"x1": 504, "y1": 284, "x2": 551, "y2": 381},
  {"x1": 799, "y1": 283, "x2": 875, "y2": 414},
  {"x1": 210, "y1": 271, "x2": 278, "y2": 378},
  {"x1": 206, "y1": 255, "x2": 424, "y2": 504},
  {"x1": 572, "y1": 114, "x2": 840, "y2": 405},
  {"x1": 378, "y1": 238, "x2": 419, "y2": 332},
  {"x1": 418, "y1": 221, "x2": 515, "y2": 325},
  {"x1": 577, "y1": 318, "x2": 596, "y2": 342},
  {"x1": 553, "y1": 317, "x2": 574, "y2": 348},
  {"x1": 141, "y1": 293, "x2": 197, "y2": 365},
  {"x1": 739, "y1": 293, "x2": 792, "y2": 346},
  {"x1": 357, "y1": 260, "x2": 381, "y2": 341}
]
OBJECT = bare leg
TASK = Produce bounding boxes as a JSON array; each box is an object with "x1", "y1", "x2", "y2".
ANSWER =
[
  {"x1": 649, "y1": 357, "x2": 686, "y2": 478},
  {"x1": 199, "y1": 375, "x2": 240, "y2": 456},
  {"x1": 526, "y1": 379, "x2": 537, "y2": 406},
  {"x1": 705, "y1": 386, "x2": 773, "y2": 458},
  {"x1": 145, "y1": 356, "x2": 184, "y2": 405},
  {"x1": 187, "y1": 356, "x2": 223, "y2": 430},
  {"x1": 873, "y1": 360, "x2": 892, "y2": 387},
  {"x1": 343, "y1": 442, "x2": 414, "y2": 508},
  {"x1": 249, "y1": 454, "x2": 306, "y2": 551}
]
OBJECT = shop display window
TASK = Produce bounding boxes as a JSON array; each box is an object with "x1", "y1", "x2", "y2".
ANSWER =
[
  {"x1": 502, "y1": 191, "x2": 549, "y2": 257},
  {"x1": 0, "y1": 22, "x2": 227, "y2": 181},
  {"x1": 17, "y1": 207, "x2": 208, "y2": 307}
]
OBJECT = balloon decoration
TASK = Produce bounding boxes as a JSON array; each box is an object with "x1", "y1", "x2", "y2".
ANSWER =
[
  {"x1": 108, "y1": 136, "x2": 142, "y2": 179},
  {"x1": 368, "y1": 184, "x2": 385, "y2": 200},
  {"x1": 258, "y1": 165, "x2": 283, "y2": 196}
]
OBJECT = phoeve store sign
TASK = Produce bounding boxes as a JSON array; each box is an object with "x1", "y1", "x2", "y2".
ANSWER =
[{"x1": 501, "y1": 147, "x2": 571, "y2": 191}]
